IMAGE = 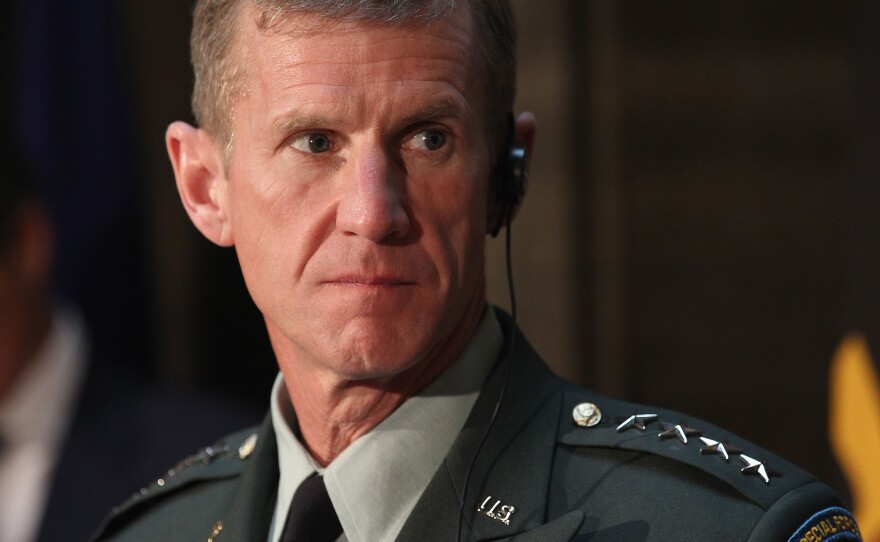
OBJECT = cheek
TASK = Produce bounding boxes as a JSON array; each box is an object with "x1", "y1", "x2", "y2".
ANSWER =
[
  {"x1": 226, "y1": 182, "x2": 303, "y2": 308},
  {"x1": 421, "y1": 178, "x2": 489, "y2": 282},
  {"x1": 226, "y1": 160, "x2": 328, "y2": 267}
]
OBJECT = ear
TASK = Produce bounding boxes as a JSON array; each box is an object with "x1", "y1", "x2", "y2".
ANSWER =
[
  {"x1": 166, "y1": 121, "x2": 234, "y2": 246},
  {"x1": 486, "y1": 111, "x2": 537, "y2": 235},
  {"x1": 515, "y1": 111, "x2": 537, "y2": 158},
  {"x1": 509, "y1": 110, "x2": 536, "y2": 219}
]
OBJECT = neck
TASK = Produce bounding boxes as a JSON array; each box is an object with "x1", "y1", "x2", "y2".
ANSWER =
[{"x1": 272, "y1": 292, "x2": 486, "y2": 467}]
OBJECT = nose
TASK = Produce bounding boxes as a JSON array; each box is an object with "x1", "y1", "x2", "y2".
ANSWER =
[{"x1": 336, "y1": 148, "x2": 410, "y2": 241}]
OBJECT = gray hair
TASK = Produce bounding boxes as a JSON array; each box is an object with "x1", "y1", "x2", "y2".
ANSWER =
[{"x1": 190, "y1": 0, "x2": 517, "y2": 155}]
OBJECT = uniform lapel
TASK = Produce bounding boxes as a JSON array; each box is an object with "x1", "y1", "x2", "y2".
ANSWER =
[
  {"x1": 397, "y1": 312, "x2": 581, "y2": 541},
  {"x1": 213, "y1": 416, "x2": 279, "y2": 541},
  {"x1": 211, "y1": 313, "x2": 582, "y2": 542}
]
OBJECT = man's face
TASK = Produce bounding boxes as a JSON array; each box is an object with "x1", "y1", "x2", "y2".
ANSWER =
[{"x1": 216, "y1": 7, "x2": 494, "y2": 380}]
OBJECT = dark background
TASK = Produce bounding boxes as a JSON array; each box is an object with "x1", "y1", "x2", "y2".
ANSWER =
[{"x1": 5, "y1": 0, "x2": 880, "y2": 504}]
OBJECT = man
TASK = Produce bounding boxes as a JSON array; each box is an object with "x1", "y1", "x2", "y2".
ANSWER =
[
  {"x1": 0, "y1": 136, "x2": 260, "y2": 542},
  {"x1": 93, "y1": 1, "x2": 861, "y2": 540},
  {"x1": 0, "y1": 136, "x2": 62, "y2": 542}
]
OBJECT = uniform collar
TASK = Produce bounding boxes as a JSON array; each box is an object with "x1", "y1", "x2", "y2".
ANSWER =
[
  {"x1": 218, "y1": 308, "x2": 579, "y2": 542},
  {"x1": 270, "y1": 307, "x2": 503, "y2": 542},
  {"x1": 397, "y1": 308, "x2": 579, "y2": 541}
]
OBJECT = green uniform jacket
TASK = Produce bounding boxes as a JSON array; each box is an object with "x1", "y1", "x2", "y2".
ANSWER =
[{"x1": 92, "y1": 315, "x2": 860, "y2": 541}]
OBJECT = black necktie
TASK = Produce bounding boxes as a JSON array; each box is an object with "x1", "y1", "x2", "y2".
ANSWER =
[{"x1": 280, "y1": 474, "x2": 343, "y2": 542}]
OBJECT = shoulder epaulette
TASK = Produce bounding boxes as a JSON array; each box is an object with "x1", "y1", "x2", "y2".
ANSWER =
[
  {"x1": 558, "y1": 383, "x2": 817, "y2": 510},
  {"x1": 92, "y1": 427, "x2": 262, "y2": 540}
]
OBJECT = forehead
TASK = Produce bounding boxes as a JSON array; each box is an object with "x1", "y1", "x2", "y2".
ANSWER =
[{"x1": 236, "y1": 4, "x2": 479, "y2": 95}]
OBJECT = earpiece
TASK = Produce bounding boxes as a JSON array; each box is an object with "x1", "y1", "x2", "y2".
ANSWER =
[
  {"x1": 459, "y1": 119, "x2": 526, "y2": 542},
  {"x1": 490, "y1": 142, "x2": 528, "y2": 238}
]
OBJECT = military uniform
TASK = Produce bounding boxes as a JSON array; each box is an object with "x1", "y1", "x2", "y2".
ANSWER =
[{"x1": 92, "y1": 313, "x2": 860, "y2": 541}]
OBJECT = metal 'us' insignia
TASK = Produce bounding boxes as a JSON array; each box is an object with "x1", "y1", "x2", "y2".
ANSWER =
[
  {"x1": 614, "y1": 413, "x2": 658, "y2": 432},
  {"x1": 478, "y1": 496, "x2": 516, "y2": 526},
  {"x1": 572, "y1": 402, "x2": 602, "y2": 427}
]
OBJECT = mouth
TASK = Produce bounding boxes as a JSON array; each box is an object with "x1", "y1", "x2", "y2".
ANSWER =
[{"x1": 323, "y1": 276, "x2": 416, "y2": 286}]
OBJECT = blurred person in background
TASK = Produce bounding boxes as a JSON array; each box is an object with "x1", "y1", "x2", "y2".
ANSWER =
[{"x1": 0, "y1": 132, "x2": 260, "y2": 542}]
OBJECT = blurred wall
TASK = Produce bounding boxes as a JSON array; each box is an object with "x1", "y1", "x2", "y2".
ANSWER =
[
  {"x1": 4, "y1": 1, "x2": 155, "y2": 379},
  {"x1": 560, "y1": 0, "x2": 862, "y2": 499}
]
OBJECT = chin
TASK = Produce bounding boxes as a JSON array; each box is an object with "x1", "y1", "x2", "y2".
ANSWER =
[
  {"x1": 330, "y1": 326, "x2": 430, "y2": 381},
  {"x1": 329, "y1": 352, "x2": 422, "y2": 382}
]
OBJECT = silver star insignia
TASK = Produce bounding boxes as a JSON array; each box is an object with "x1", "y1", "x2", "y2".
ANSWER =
[
  {"x1": 657, "y1": 421, "x2": 701, "y2": 444},
  {"x1": 699, "y1": 437, "x2": 742, "y2": 461},
  {"x1": 615, "y1": 413, "x2": 658, "y2": 432},
  {"x1": 739, "y1": 454, "x2": 780, "y2": 484}
]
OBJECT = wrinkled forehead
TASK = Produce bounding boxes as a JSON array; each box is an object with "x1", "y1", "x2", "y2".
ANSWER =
[{"x1": 237, "y1": 3, "x2": 485, "y2": 102}]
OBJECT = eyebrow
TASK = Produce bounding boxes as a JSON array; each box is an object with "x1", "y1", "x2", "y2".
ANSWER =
[
  {"x1": 270, "y1": 113, "x2": 334, "y2": 138},
  {"x1": 268, "y1": 96, "x2": 472, "y2": 138},
  {"x1": 396, "y1": 97, "x2": 471, "y2": 128}
]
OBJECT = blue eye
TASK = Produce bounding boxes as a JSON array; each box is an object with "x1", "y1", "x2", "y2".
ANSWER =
[
  {"x1": 290, "y1": 133, "x2": 333, "y2": 153},
  {"x1": 410, "y1": 130, "x2": 447, "y2": 151}
]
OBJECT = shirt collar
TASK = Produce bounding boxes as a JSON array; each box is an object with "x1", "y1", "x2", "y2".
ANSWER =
[{"x1": 271, "y1": 307, "x2": 503, "y2": 542}]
